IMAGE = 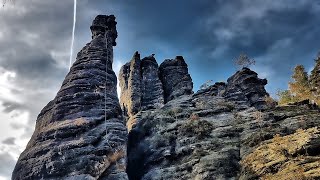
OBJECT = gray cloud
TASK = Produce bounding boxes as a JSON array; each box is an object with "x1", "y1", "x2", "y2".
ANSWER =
[
  {"x1": 0, "y1": 0, "x2": 72, "y2": 119},
  {"x1": 2, "y1": 137, "x2": 15, "y2": 145},
  {"x1": 0, "y1": 152, "x2": 16, "y2": 177}
]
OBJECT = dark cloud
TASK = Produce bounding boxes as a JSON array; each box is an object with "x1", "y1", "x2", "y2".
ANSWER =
[
  {"x1": 0, "y1": 0, "x2": 72, "y2": 122},
  {"x1": 76, "y1": 0, "x2": 320, "y2": 96},
  {"x1": 2, "y1": 101, "x2": 25, "y2": 113},
  {"x1": 2, "y1": 137, "x2": 15, "y2": 145}
]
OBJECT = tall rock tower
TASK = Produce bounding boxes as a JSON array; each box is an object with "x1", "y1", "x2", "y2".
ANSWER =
[
  {"x1": 119, "y1": 52, "x2": 165, "y2": 130},
  {"x1": 12, "y1": 15, "x2": 128, "y2": 180}
]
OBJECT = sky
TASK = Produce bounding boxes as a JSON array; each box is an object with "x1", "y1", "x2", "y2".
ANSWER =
[{"x1": 0, "y1": 0, "x2": 320, "y2": 179}]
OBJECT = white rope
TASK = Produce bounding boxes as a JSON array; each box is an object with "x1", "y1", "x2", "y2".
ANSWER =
[{"x1": 105, "y1": 31, "x2": 110, "y2": 144}]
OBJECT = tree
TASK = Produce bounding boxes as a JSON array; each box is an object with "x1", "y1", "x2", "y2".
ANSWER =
[
  {"x1": 289, "y1": 65, "x2": 311, "y2": 101},
  {"x1": 234, "y1": 53, "x2": 255, "y2": 69},
  {"x1": 277, "y1": 90, "x2": 296, "y2": 105},
  {"x1": 309, "y1": 55, "x2": 320, "y2": 104}
]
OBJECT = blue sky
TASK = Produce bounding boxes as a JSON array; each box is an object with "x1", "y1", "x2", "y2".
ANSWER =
[{"x1": 0, "y1": 0, "x2": 319, "y2": 179}]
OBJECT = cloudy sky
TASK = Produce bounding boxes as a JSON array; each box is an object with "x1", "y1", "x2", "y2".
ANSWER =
[{"x1": 0, "y1": 0, "x2": 320, "y2": 179}]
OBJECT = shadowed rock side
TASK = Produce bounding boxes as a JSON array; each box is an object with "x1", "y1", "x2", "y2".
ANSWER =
[
  {"x1": 119, "y1": 53, "x2": 164, "y2": 130},
  {"x1": 159, "y1": 56, "x2": 193, "y2": 103},
  {"x1": 12, "y1": 15, "x2": 128, "y2": 180}
]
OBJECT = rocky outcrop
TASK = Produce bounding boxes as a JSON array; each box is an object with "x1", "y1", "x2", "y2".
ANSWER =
[
  {"x1": 224, "y1": 67, "x2": 269, "y2": 109},
  {"x1": 12, "y1": 15, "x2": 128, "y2": 180},
  {"x1": 127, "y1": 91, "x2": 320, "y2": 179},
  {"x1": 159, "y1": 56, "x2": 193, "y2": 103},
  {"x1": 119, "y1": 53, "x2": 164, "y2": 129},
  {"x1": 126, "y1": 65, "x2": 320, "y2": 179},
  {"x1": 119, "y1": 52, "x2": 142, "y2": 118}
]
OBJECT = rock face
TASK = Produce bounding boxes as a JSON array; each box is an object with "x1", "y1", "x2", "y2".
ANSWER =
[
  {"x1": 159, "y1": 56, "x2": 193, "y2": 103},
  {"x1": 126, "y1": 66, "x2": 320, "y2": 179},
  {"x1": 12, "y1": 15, "x2": 128, "y2": 180},
  {"x1": 119, "y1": 52, "x2": 164, "y2": 118},
  {"x1": 140, "y1": 56, "x2": 165, "y2": 111}
]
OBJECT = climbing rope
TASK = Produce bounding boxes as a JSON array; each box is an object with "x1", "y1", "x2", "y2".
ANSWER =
[{"x1": 105, "y1": 31, "x2": 109, "y2": 139}]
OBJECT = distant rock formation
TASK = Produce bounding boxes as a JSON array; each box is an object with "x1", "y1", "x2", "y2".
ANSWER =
[
  {"x1": 159, "y1": 56, "x2": 193, "y2": 103},
  {"x1": 194, "y1": 68, "x2": 269, "y2": 110},
  {"x1": 12, "y1": 15, "x2": 128, "y2": 180}
]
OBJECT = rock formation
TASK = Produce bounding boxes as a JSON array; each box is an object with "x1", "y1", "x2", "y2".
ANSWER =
[
  {"x1": 159, "y1": 56, "x2": 193, "y2": 103},
  {"x1": 126, "y1": 77, "x2": 320, "y2": 179},
  {"x1": 119, "y1": 53, "x2": 171, "y2": 130},
  {"x1": 119, "y1": 52, "x2": 143, "y2": 119},
  {"x1": 140, "y1": 55, "x2": 165, "y2": 111},
  {"x1": 13, "y1": 14, "x2": 320, "y2": 180},
  {"x1": 224, "y1": 67, "x2": 269, "y2": 110},
  {"x1": 12, "y1": 15, "x2": 128, "y2": 180}
]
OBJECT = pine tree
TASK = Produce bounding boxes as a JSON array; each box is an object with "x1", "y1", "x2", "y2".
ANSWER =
[
  {"x1": 309, "y1": 55, "x2": 320, "y2": 104},
  {"x1": 289, "y1": 65, "x2": 311, "y2": 101}
]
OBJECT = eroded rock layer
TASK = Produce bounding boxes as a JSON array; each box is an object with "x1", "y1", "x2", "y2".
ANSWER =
[{"x1": 12, "y1": 15, "x2": 128, "y2": 180}]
